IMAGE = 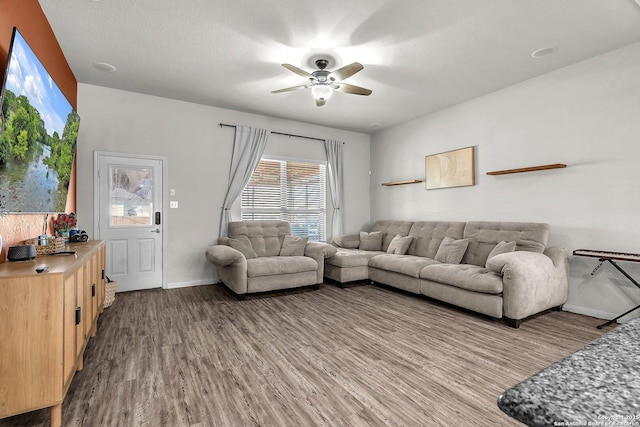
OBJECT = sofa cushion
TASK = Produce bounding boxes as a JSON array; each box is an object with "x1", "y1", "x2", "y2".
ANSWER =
[
  {"x1": 229, "y1": 220, "x2": 290, "y2": 257},
  {"x1": 407, "y1": 221, "x2": 466, "y2": 258},
  {"x1": 387, "y1": 235, "x2": 414, "y2": 255},
  {"x1": 246, "y1": 256, "x2": 318, "y2": 277},
  {"x1": 360, "y1": 231, "x2": 383, "y2": 251},
  {"x1": 434, "y1": 237, "x2": 469, "y2": 264},
  {"x1": 369, "y1": 254, "x2": 440, "y2": 278},
  {"x1": 462, "y1": 221, "x2": 549, "y2": 266},
  {"x1": 369, "y1": 220, "x2": 414, "y2": 251},
  {"x1": 332, "y1": 234, "x2": 360, "y2": 249},
  {"x1": 280, "y1": 235, "x2": 308, "y2": 256},
  {"x1": 227, "y1": 235, "x2": 257, "y2": 259},
  {"x1": 420, "y1": 264, "x2": 504, "y2": 294},
  {"x1": 485, "y1": 240, "x2": 516, "y2": 267},
  {"x1": 326, "y1": 249, "x2": 384, "y2": 268}
]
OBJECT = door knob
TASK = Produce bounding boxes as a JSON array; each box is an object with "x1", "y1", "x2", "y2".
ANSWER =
[{"x1": 150, "y1": 228, "x2": 160, "y2": 233}]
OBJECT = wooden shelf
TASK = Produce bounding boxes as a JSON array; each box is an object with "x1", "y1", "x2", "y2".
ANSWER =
[
  {"x1": 381, "y1": 179, "x2": 423, "y2": 186},
  {"x1": 486, "y1": 163, "x2": 567, "y2": 176}
]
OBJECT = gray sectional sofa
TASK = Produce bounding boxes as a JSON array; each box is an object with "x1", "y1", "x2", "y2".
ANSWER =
[{"x1": 325, "y1": 220, "x2": 569, "y2": 327}]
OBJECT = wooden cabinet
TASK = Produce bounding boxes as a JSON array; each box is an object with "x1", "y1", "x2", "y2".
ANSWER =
[{"x1": 0, "y1": 240, "x2": 106, "y2": 427}]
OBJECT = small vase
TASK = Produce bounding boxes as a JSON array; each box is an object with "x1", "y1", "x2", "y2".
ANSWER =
[{"x1": 62, "y1": 231, "x2": 70, "y2": 244}]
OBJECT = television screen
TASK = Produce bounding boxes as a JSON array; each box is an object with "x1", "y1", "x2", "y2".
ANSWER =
[{"x1": 0, "y1": 27, "x2": 79, "y2": 213}]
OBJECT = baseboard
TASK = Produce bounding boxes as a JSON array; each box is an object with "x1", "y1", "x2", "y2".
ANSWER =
[
  {"x1": 562, "y1": 304, "x2": 630, "y2": 323},
  {"x1": 166, "y1": 279, "x2": 214, "y2": 289}
]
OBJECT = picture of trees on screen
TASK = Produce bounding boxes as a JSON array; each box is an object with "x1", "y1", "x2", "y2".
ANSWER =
[{"x1": 0, "y1": 29, "x2": 79, "y2": 213}]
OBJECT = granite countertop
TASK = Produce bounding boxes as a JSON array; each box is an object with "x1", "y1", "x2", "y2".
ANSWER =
[{"x1": 498, "y1": 318, "x2": 640, "y2": 427}]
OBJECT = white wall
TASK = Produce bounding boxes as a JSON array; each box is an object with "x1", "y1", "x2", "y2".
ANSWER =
[
  {"x1": 370, "y1": 42, "x2": 640, "y2": 321},
  {"x1": 76, "y1": 84, "x2": 370, "y2": 288}
]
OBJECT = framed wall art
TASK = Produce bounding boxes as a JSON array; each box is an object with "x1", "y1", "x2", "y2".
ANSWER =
[{"x1": 425, "y1": 146, "x2": 475, "y2": 190}]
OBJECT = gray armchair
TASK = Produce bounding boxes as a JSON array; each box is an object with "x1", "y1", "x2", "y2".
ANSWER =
[{"x1": 205, "y1": 221, "x2": 337, "y2": 297}]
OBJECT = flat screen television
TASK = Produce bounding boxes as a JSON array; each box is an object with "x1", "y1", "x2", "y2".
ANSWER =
[{"x1": 0, "y1": 27, "x2": 79, "y2": 213}]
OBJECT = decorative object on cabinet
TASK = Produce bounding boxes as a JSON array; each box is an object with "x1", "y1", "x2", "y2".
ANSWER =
[
  {"x1": 381, "y1": 179, "x2": 423, "y2": 186},
  {"x1": 6, "y1": 244, "x2": 37, "y2": 261},
  {"x1": 53, "y1": 213, "x2": 77, "y2": 239},
  {"x1": 425, "y1": 146, "x2": 475, "y2": 190},
  {"x1": 486, "y1": 163, "x2": 567, "y2": 175},
  {"x1": 25, "y1": 236, "x2": 66, "y2": 255}
]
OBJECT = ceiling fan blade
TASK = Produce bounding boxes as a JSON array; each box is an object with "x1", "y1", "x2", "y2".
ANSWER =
[
  {"x1": 330, "y1": 62, "x2": 363, "y2": 81},
  {"x1": 271, "y1": 85, "x2": 308, "y2": 94},
  {"x1": 334, "y1": 83, "x2": 372, "y2": 96},
  {"x1": 315, "y1": 98, "x2": 326, "y2": 107},
  {"x1": 282, "y1": 63, "x2": 313, "y2": 78}
]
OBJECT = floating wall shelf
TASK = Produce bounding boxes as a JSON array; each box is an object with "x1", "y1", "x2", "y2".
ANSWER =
[
  {"x1": 486, "y1": 163, "x2": 567, "y2": 176},
  {"x1": 381, "y1": 179, "x2": 423, "y2": 186}
]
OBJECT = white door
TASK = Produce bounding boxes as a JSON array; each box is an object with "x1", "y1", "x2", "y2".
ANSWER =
[{"x1": 95, "y1": 152, "x2": 165, "y2": 292}]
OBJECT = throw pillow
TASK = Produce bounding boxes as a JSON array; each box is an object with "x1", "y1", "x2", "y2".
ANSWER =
[
  {"x1": 386, "y1": 235, "x2": 414, "y2": 255},
  {"x1": 228, "y1": 235, "x2": 257, "y2": 259},
  {"x1": 434, "y1": 237, "x2": 469, "y2": 264},
  {"x1": 359, "y1": 231, "x2": 383, "y2": 251},
  {"x1": 485, "y1": 240, "x2": 517, "y2": 267},
  {"x1": 279, "y1": 235, "x2": 308, "y2": 256}
]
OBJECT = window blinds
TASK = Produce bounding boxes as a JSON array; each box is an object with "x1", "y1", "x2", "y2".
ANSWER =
[{"x1": 241, "y1": 159, "x2": 327, "y2": 242}]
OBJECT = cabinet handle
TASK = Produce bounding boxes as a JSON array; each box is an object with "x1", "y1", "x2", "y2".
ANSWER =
[
  {"x1": 75, "y1": 307, "x2": 81, "y2": 325},
  {"x1": 101, "y1": 269, "x2": 105, "y2": 280},
  {"x1": 92, "y1": 284, "x2": 96, "y2": 297}
]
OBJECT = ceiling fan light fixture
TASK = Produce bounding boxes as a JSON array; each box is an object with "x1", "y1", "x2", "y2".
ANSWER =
[
  {"x1": 273, "y1": 60, "x2": 370, "y2": 106},
  {"x1": 311, "y1": 84, "x2": 332, "y2": 100}
]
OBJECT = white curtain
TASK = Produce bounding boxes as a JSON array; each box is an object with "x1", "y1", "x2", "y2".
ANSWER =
[
  {"x1": 325, "y1": 139, "x2": 344, "y2": 238},
  {"x1": 219, "y1": 126, "x2": 270, "y2": 237}
]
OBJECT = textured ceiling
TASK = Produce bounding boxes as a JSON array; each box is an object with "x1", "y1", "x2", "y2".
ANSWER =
[{"x1": 38, "y1": 0, "x2": 640, "y2": 134}]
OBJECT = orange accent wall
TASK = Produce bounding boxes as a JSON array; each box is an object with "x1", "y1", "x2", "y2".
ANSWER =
[
  {"x1": 0, "y1": 0, "x2": 77, "y2": 108},
  {"x1": 0, "y1": 0, "x2": 78, "y2": 261}
]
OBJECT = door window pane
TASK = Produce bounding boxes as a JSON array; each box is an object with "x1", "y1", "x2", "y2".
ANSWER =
[{"x1": 109, "y1": 166, "x2": 153, "y2": 226}]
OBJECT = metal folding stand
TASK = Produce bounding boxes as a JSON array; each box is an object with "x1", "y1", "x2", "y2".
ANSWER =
[
  {"x1": 573, "y1": 250, "x2": 640, "y2": 329},
  {"x1": 592, "y1": 258, "x2": 640, "y2": 329}
]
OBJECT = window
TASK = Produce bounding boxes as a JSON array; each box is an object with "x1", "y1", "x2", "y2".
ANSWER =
[
  {"x1": 109, "y1": 166, "x2": 153, "y2": 226},
  {"x1": 241, "y1": 157, "x2": 327, "y2": 242}
]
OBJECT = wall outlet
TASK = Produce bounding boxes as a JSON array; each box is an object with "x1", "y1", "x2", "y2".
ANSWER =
[{"x1": 170, "y1": 201, "x2": 179, "y2": 209}]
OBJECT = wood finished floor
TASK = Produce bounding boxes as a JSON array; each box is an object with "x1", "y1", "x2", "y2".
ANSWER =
[{"x1": 1, "y1": 283, "x2": 609, "y2": 427}]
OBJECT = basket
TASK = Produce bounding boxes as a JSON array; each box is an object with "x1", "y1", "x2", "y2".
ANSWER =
[
  {"x1": 25, "y1": 236, "x2": 66, "y2": 255},
  {"x1": 104, "y1": 279, "x2": 116, "y2": 308}
]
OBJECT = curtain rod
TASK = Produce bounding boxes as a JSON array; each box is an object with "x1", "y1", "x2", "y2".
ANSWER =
[{"x1": 219, "y1": 123, "x2": 344, "y2": 143}]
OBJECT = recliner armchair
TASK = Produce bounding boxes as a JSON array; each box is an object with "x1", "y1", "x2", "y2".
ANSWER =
[{"x1": 205, "y1": 220, "x2": 337, "y2": 297}]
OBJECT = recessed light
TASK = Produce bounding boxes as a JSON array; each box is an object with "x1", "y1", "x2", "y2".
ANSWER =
[
  {"x1": 531, "y1": 47, "x2": 557, "y2": 59},
  {"x1": 93, "y1": 62, "x2": 117, "y2": 72},
  {"x1": 369, "y1": 123, "x2": 381, "y2": 128}
]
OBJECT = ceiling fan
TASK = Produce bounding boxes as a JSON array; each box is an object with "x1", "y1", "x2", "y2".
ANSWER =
[{"x1": 271, "y1": 59, "x2": 372, "y2": 106}]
